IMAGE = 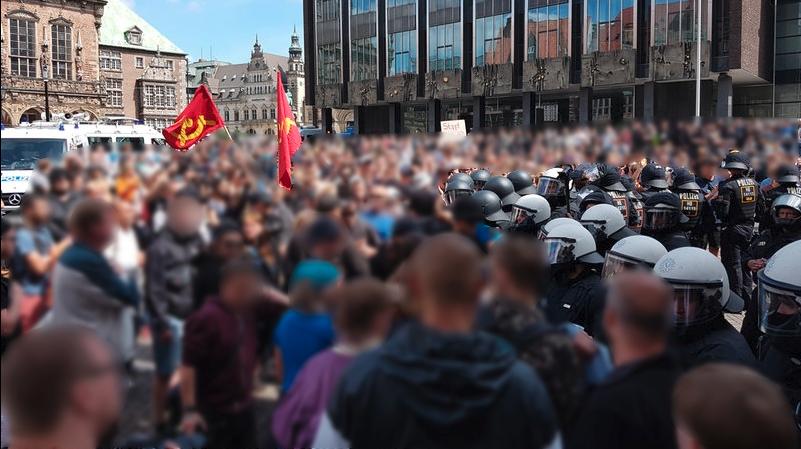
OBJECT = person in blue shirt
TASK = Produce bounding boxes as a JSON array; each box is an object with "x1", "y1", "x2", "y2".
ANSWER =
[{"x1": 273, "y1": 259, "x2": 341, "y2": 393}]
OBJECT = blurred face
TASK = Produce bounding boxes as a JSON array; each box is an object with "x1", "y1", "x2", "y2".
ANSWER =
[
  {"x1": 71, "y1": 338, "x2": 122, "y2": 444},
  {"x1": 1, "y1": 229, "x2": 16, "y2": 261},
  {"x1": 90, "y1": 210, "x2": 118, "y2": 248},
  {"x1": 26, "y1": 198, "x2": 51, "y2": 225},
  {"x1": 52, "y1": 178, "x2": 71, "y2": 195},
  {"x1": 776, "y1": 208, "x2": 800, "y2": 220},
  {"x1": 215, "y1": 231, "x2": 245, "y2": 261},
  {"x1": 167, "y1": 196, "x2": 203, "y2": 237},
  {"x1": 220, "y1": 271, "x2": 263, "y2": 309}
]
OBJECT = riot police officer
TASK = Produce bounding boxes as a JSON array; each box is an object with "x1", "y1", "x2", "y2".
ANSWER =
[
  {"x1": 713, "y1": 151, "x2": 762, "y2": 299},
  {"x1": 741, "y1": 193, "x2": 801, "y2": 351},
  {"x1": 653, "y1": 247, "x2": 755, "y2": 368},
  {"x1": 536, "y1": 168, "x2": 572, "y2": 219},
  {"x1": 671, "y1": 168, "x2": 716, "y2": 250},
  {"x1": 761, "y1": 164, "x2": 801, "y2": 226},
  {"x1": 506, "y1": 170, "x2": 538, "y2": 196},
  {"x1": 638, "y1": 163, "x2": 670, "y2": 202},
  {"x1": 471, "y1": 190, "x2": 510, "y2": 229},
  {"x1": 508, "y1": 194, "x2": 551, "y2": 236},
  {"x1": 470, "y1": 169, "x2": 492, "y2": 190},
  {"x1": 600, "y1": 235, "x2": 667, "y2": 279},
  {"x1": 593, "y1": 163, "x2": 643, "y2": 231},
  {"x1": 443, "y1": 176, "x2": 474, "y2": 206},
  {"x1": 642, "y1": 192, "x2": 692, "y2": 251},
  {"x1": 755, "y1": 240, "x2": 801, "y2": 431},
  {"x1": 483, "y1": 175, "x2": 520, "y2": 213},
  {"x1": 579, "y1": 203, "x2": 637, "y2": 256},
  {"x1": 570, "y1": 185, "x2": 613, "y2": 217},
  {"x1": 542, "y1": 223, "x2": 606, "y2": 337},
  {"x1": 537, "y1": 217, "x2": 580, "y2": 240}
]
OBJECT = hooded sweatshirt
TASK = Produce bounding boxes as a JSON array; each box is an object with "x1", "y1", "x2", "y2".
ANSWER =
[{"x1": 322, "y1": 322, "x2": 560, "y2": 449}]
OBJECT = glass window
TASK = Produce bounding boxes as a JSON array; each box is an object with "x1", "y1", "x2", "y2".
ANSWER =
[
  {"x1": 474, "y1": 0, "x2": 512, "y2": 67},
  {"x1": 585, "y1": 0, "x2": 635, "y2": 53},
  {"x1": 429, "y1": 0, "x2": 462, "y2": 71},
  {"x1": 136, "y1": 57, "x2": 144, "y2": 69},
  {"x1": 100, "y1": 50, "x2": 122, "y2": 71},
  {"x1": 528, "y1": 0, "x2": 570, "y2": 60},
  {"x1": 234, "y1": 110, "x2": 240, "y2": 121},
  {"x1": 652, "y1": 0, "x2": 708, "y2": 47},
  {"x1": 9, "y1": 18, "x2": 36, "y2": 77},
  {"x1": 316, "y1": 0, "x2": 342, "y2": 84},
  {"x1": 351, "y1": 0, "x2": 378, "y2": 80},
  {"x1": 592, "y1": 97, "x2": 612, "y2": 120},
  {"x1": 388, "y1": 0, "x2": 417, "y2": 75},
  {"x1": 105, "y1": 79, "x2": 123, "y2": 107}
]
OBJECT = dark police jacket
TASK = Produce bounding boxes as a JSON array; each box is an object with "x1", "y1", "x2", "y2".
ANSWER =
[
  {"x1": 761, "y1": 183, "x2": 801, "y2": 226},
  {"x1": 327, "y1": 323, "x2": 560, "y2": 449},
  {"x1": 567, "y1": 352, "x2": 681, "y2": 449},
  {"x1": 675, "y1": 188, "x2": 716, "y2": 238},
  {"x1": 713, "y1": 175, "x2": 761, "y2": 241},
  {"x1": 642, "y1": 229, "x2": 692, "y2": 251},
  {"x1": 675, "y1": 316, "x2": 756, "y2": 369},
  {"x1": 544, "y1": 271, "x2": 606, "y2": 338}
]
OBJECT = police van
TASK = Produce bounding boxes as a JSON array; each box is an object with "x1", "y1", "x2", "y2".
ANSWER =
[
  {"x1": 1, "y1": 115, "x2": 91, "y2": 211},
  {"x1": 82, "y1": 117, "x2": 165, "y2": 152}
]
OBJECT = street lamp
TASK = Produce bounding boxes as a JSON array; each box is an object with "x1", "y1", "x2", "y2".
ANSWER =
[{"x1": 40, "y1": 31, "x2": 50, "y2": 122}]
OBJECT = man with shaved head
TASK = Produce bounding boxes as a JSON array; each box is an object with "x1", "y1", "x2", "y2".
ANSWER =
[
  {"x1": 315, "y1": 233, "x2": 561, "y2": 449},
  {"x1": 568, "y1": 272, "x2": 681, "y2": 449}
]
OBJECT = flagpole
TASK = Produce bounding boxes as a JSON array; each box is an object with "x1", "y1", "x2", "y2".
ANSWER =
[{"x1": 223, "y1": 125, "x2": 234, "y2": 141}]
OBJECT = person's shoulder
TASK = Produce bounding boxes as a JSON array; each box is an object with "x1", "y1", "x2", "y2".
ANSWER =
[{"x1": 335, "y1": 348, "x2": 384, "y2": 393}]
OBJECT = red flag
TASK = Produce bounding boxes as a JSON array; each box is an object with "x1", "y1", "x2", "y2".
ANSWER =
[
  {"x1": 162, "y1": 84, "x2": 224, "y2": 151},
  {"x1": 276, "y1": 72, "x2": 301, "y2": 190}
]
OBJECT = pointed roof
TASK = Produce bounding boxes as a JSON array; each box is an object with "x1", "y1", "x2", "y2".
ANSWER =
[{"x1": 99, "y1": 0, "x2": 185, "y2": 55}]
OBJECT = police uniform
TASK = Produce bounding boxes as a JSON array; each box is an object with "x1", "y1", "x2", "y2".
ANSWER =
[
  {"x1": 761, "y1": 165, "x2": 801, "y2": 227},
  {"x1": 638, "y1": 163, "x2": 670, "y2": 203},
  {"x1": 675, "y1": 316, "x2": 756, "y2": 369},
  {"x1": 672, "y1": 168, "x2": 717, "y2": 249},
  {"x1": 713, "y1": 152, "x2": 762, "y2": 299},
  {"x1": 642, "y1": 192, "x2": 692, "y2": 251},
  {"x1": 594, "y1": 166, "x2": 642, "y2": 231}
]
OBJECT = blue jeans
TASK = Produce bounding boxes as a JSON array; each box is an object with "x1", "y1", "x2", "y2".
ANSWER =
[{"x1": 152, "y1": 316, "x2": 184, "y2": 378}]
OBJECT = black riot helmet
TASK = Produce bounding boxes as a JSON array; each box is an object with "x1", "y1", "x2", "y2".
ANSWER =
[
  {"x1": 671, "y1": 167, "x2": 701, "y2": 191},
  {"x1": 594, "y1": 164, "x2": 628, "y2": 192},
  {"x1": 643, "y1": 192, "x2": 688, "y2": 232},
  {"x1": 444, "y1": 177, "x2": 475, "y2": 206},
  {"x1": 639, "y1": 164, "x2": 669, "y2": 190},
  {"x1": 775, "y1": 164, "x2": 800, "y2": 185},
  {"x1": 472, "y1": 190, "x2": 510, "y2": 226},
  {"x1": 483, "y1": 175, "x2": 520, "y2": 210},
  {"x1": 722, "y1": 150, "x2": 750, "y2": 172},
  {"x1": 470, "y1": 169, "x2": 492, "y2": 189},
  {"x1": 506, "y1": 170, "x2": 538, "y2": 195},
  {"x1": 448, "y1": 172, "x2": 475, "y2": 190}
]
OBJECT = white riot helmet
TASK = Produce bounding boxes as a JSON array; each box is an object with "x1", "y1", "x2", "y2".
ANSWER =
[
  {"x1": 653, "y1": 247, "x2": 745, "y2": 329},
  {"x1": 580, "y1": 203, "x2": 637, "y2": 242},
  {"x1": 602, "y1": 235, "x2": 668, "y2": 279},
  {"x1": 758, "y1": 240, "x2": 801, "y2": 337},
  {"x1": 537, "y1": 217, "x2": 579, "y2": 240},
  {"x1": 543, "y1": 223, "x2": 605, "y2": 266},
  {"x1": 511, "y1": 194, "x2": 552, "y2": 225}
]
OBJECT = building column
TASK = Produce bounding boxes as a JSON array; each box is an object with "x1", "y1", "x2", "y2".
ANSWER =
[
  {"x1": 472, "y1": 96, "x2": 486, "y2": 131},
  {"x1": 321, "y1": 108, "x2": 333, "y2": 134},
  {"x1": 353, "y1": 106, "x2": 366, "y2": 135},
  {"x1": 388, "y1": 103, "x2": 401, "y2": 134},
  {"x1": 426, "y1": 99, "x2": 441, "y2": 133},
  {"x1": 716, "y1": 73, "x2": 732, "y2": 118},
  {"x1": 643, "y1": 82, "x2": 655, "y2": 121},
  {"x1": 522, "y1": 92, "x2": 536, "y2": 128},
  {"x1": 579, "y1": 87, "x2": 593, "y2": 123}
]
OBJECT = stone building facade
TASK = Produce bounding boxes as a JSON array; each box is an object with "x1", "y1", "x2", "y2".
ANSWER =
[
  {"x1": 98, "y1": 0, "x2": 187, "y2": 129},
  {"x1": 1, "y1": 0, "x2": 106, "y2": 125}
]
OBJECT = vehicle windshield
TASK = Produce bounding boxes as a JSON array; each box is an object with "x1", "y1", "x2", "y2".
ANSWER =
[{"x1": 1, "y1": 138, "x2": 67, "y2": 170}]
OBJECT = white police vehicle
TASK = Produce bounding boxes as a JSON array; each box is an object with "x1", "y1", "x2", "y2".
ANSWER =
[{"x1": 82, "y1": 116, "x2": 165, "y2": 152}]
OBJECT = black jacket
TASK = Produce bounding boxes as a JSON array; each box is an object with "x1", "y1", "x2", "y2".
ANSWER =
[
  {"x1": 544, "y1": 271, "x2": 606, "y2": 338},
  {"x1": 568, "y1": 352, "x2": 681, "y2": 449},
  {"x1": 674, "y1": 316, "x2": 755, "y2": 369},
  {"x1": 327, "y1": 323, "x2": 560, "y2": 449},
  {"x1": 643, "y1": 229, "x2": 692, "y2": 251}
]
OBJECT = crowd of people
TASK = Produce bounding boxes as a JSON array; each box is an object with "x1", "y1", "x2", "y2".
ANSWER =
[{"x1": 1, "y1": 118, "x2": 800, "y2": 449}]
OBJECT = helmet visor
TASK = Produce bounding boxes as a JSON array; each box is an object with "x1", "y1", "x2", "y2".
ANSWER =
[
  {"x1": 644, "y1": 209, "x2": 677, "y2": 231},
  {"x1": 580, "y1": 219, "x2": 608, "y2": 239},
  {"x1": 602, "y1": 252, "x2": 639, "y2": 279},
  {"x1": 670, "y1": 284, "x2": 723, "y2": 328},
  {"x1": 511, "y1": 205, "x2": 534, "y2": 224},
  {"x1": 758, "y1": 283, "x2": 801, "y2": 337},
  {"x1": 445, "y1": 189, "x2": 472, "y2": 206},
  {"x1": 536, "y1": 178, "x2": 565, "y2": 197},
  {"x1": 543, "y1": 238, "x2": 576, "y2": 265}
]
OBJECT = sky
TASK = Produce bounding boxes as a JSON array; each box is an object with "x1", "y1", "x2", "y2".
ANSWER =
[{"x1": 120, "y1": 0, "x2": 304, "y2": 63}]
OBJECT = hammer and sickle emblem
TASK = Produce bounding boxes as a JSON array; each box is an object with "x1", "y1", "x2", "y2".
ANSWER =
[
  {"x1": 171, "y1": 114, "x2": 217, "y2": 147},
  {"x1": 277, "y1": 116, "x2": 296, "y2": 143}
]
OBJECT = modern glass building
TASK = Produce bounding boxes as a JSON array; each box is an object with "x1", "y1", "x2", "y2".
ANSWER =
[{"x1": 302, "y1": 0, "x2": 800, "y2": 133}]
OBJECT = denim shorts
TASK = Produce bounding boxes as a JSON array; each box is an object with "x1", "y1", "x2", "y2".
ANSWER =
[{"x1": 152, "y1": 316, "x2": 184, "y2": 377}]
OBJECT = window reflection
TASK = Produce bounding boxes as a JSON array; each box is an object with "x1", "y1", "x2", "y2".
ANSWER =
[
  {"x1": 429, "y1": 0, "x2": 462, "y2": 71},
  {"x1": 316, "y1": 0, "x2": 342, "y2": 84},
  {"x1": 527, "y1": 0, "x2": 570, "y2": 60},
  {"x1": 388, "y1": 0, "x2": 417, "y2": 75},
  {"x1": 584, "y1": 0, "x2": 635, "y2": 53},
  {"x1": 475, "y1": 0, "x2": 512, "y2": 65},
  {"x1": 351, "y1": 0, "x2": 378, "y2": 80},
  {"x1": 653, "y1": 0, "x2": 708, "y2": 46}
]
